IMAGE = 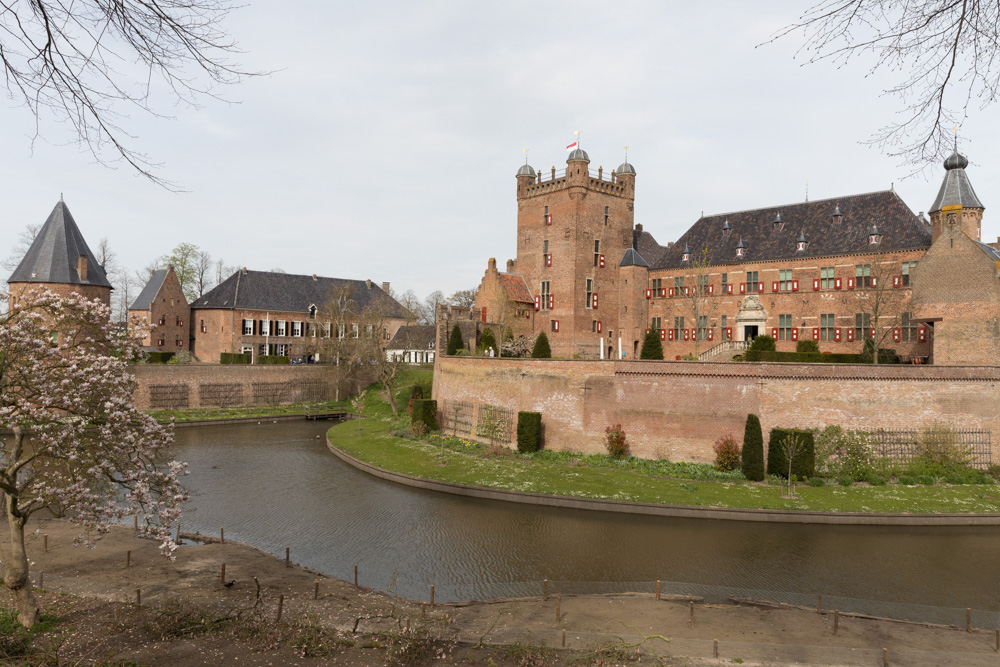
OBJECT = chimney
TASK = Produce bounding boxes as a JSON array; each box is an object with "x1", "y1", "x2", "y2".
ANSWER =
[
  {"x1": 636, "y1": 223, "x2": 643, "y2": 232},
  {"x1": 506, "y1": 259, "x2": 514, "y2": 273},
  {"x1": 366, "y1": 279, "x2": 372, "y2": 289},
  {"x1": 312, "y1": 274, "x2": 317, "y2": 281},
  {"x1": 667, "y1": 242, "x2": 674, "y2": 248},
  {"x1": 77, "y1": 256, "x2": 88, "y2": 282},
  {"x1": 382, "y1": 281, "x2": 391, "y2": 293},
  {"x1": 488, "y1": 257, "x2": 497, "y2": 272}
]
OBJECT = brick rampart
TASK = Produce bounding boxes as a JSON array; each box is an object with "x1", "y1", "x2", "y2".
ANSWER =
[
  {"x1": 131, "y1": 364, "x2": 370, "y2": 411},
  {"x1": 433, "y1": 357, "x2": 1000, "y2": 464}
]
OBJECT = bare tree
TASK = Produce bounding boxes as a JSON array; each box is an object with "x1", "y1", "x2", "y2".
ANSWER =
[
  {"x1": 395, "y1": 289, "x2": 422, "y2": 323},
  {"x1": 354, "y1": 298, "x2": 415, "y2": 417},
  {"x1": 0, "y1": 1, "x2": 256, "y2": 186},
  {"x1": 195, "y1": 251, "x2": 215, "y2": 299},
  {"x1": 852, "y1": 244, "x2": 908, "y2": 364},
  {"x1": 1, "y1": 224, "x2": 41, "y2": 274},
  {"x1": 214, "y1": 258, "x2": 239, "y2": 286},
  {"x1": 448, "y1": 288, "x2": 477, "y2": 309},
  {"x1": 772, "y1": 1, "x2": 997, "y2": 167},
  {"x1": 421, "y1": 290, "x2": 446, "y2": 325},
  {"x1": 679, "y1": 249, "x2": 719, "y2": 357}
]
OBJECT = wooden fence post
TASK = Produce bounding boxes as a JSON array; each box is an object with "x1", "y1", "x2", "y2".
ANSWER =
[
  {"x1": 285, "y1": 547, "x2": 290, "y2": 568},
  {"x1": 966, "y1": 607, "x2": 972, "y2": 632},
  {"x1": 656, "y1": 580, "x2": 660, "y2": 601},
  {"x1": 689, "y1": 601, "x2": 694, "y2": 628},
  {"x1": 430, "y1": 585, "x2": 434, "y2": 608},
  {"x1": 220, "y1": 563, "x2": 226, "y2": 585},
  {"x1": 833, "y1": 609, "x2": 839, "y2": 635},
  {"x1": 883, "y1": 647, "x2": 888, "y2": 666},
  {"x1": 135, "y1": 588, "x2": 141, "y2": 606},
  {"x1": 276, "y1": 594, "x2": 284, "y2": 623},
  {"x1": 220, "y1": 527, "x2": 225, "y2": 543},
  {"x1": 713, "y1": 639, "x2": 719, "y2": 658},
  {"x1": 314, "y1": 580, "x2": 319, "y2": 600},
  {"x1": 354, "y1": 564, "x2": 358, "y2": 587},
  {"x1": 43, "y1": 534, "x2": 47, "y2": 552},
  {"x1": 126, "y1": 550, "x2": 131, "y2": 568},
  {"x1": 817, "y1": 594, "x2": 822, "y2": 613},
  {"x1": 556, "y1": 595, "x2": 561, "y2": 623},
  {"x1": 543, "y1": 579, "x2": 548, "y2": 601}
]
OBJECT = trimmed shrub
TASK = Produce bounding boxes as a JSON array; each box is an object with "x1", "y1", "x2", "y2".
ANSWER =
[
  {"x1": 640, "y1": 328, "x2": 664, "y2": 360},
  {"x1": 747, "y1": 335, "x2": 775, "y2": 352},
  {"x1": 604, "y1": 424, "x2": 629, "y2": 459},
  {"x1": 220, "y1": 352, "x2": 251, "y2": 365},
  {"x1": 516, "y1": 412, "x2": 542, "y2": 453},
  {"x1": 713, "y1": 434, "x2": 742, "y2": 471},
  {"x1": 447, "y1": 324, "x2": 464, "y2": 355},
  {"x1": 795, "y1": 339, "x2": 820, "y2": 354},
  {"x1": 741, "y1": 414, "x2": 765, "y2": 481},
  {"x1": 258, "y1": 355, "x2": 290, "y2": 364},
  {"x1": 896, "y1": 475, "x2": 915, "y2": 486},
  {"x1": 480, "y1": 327, "x2": 496, "y2": 354},
  {"x1": 406, "y1": 385, "x2": 425, "y2": 416},
  {"x1": 531, "y1": 332, "x2": 552, "y2": 358},
  {"x1": 146, "y1": 351, "x2": 175, "y2": 364},
  {"x1": 766, "y1": 428, "x2": 815, "y2": 479},
  {"x1": 411, "y1": 399, "x2": 438, "y2": 431},
  {"x1": 866, "y1": 475, "x2": 887, "y2": 486},
  {"x1": 838, "y1": 476, "x2": 854, "y2": 487},
  {"x1": 744, "y1": 350, "x2": 870, "y2": 364},
  {"x1": 807, "y1": 476, "x2": 826, "y2": 487}
]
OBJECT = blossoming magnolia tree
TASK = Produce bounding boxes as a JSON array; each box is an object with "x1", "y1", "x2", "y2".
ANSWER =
[{"x1": 0, "y1": 289, "x2": 185, "y2": 627}]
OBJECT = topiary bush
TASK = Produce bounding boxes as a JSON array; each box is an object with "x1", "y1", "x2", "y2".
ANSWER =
[
  {"x1": 748, "y1": 335, "x2": 775, "y2": 352},
  {"x1": 741, "y1": 414, "x2": 765, "y2": 481},
  {"x1": 796, "y1": 339, "x2": 820, "y2": 354},
  {"x1": 766, "y1": 428, "x2": 815, "y2": 479},
  {"x1": 531, "y1": 332, "x2": 552, "y2": 358},
  {"x1": 411, "y1": 399, "x2": 438, "y2": 431},
  {"x1": 406, "y1": 385, "x2": 424, "y2": 416},
  {"x1": 447, "y1": 324, "x2": 464, "y2": 355},
  {"x1": 713, "y1": 434, "x2": 742, "y2": 471},
  {"x1": 146, "y1": 351, "x2": 175, "y2": 364},
  {"x1": 604, "y1": 424, "x2": 629, "y2": 459},
  {"x1": 640, "y1": 328, "x2": 663, "y2": 360},
  {"x1": 516, "y1": 411, "x2": 542, "y2": 453}
]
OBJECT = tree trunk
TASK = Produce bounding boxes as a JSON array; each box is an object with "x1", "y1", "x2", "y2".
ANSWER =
[{"x1": 5, "y1": 507, "x2": 39, "y2": 628}]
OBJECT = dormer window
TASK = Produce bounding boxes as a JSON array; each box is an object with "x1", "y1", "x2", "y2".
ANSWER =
[
  {"x1": 681, "y1": 244, "x2": 691, "y2": 263},
  {"x1": 722, "y1": 219, "x2": 731, "y2": 238},
  {"x1": 869, "y1": 224, "x2": 882, "y2": 245},
  {"x1": 773, "y1": 213, "x2": 783, "y2": 230},
  {"x1": 735, "y1": 238, "x2": 747, "y2": 259},
  {"x1": 309, "y1": 305, "x2": 317, "y2": 319},
  {"x1": 832, "y1": 206, "x2": 843, "y2": 225},
  {"x1": 796, "y1": 231, "x2": 808, "y2": 252}
]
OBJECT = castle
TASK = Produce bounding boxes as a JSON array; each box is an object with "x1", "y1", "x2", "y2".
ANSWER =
[{"x1": 469, "y1": 146, "x2": 997, "y2": 366}]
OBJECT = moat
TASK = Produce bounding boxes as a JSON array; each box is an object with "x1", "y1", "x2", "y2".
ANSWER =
[{"x1": 173, "y1": 420, "x2": 1000, "y2": 622}]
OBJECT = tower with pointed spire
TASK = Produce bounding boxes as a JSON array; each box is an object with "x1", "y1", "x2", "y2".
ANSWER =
[
  {"x1": 7, "y1": 201, "x2": 112, "y2": 312},
  {"x1": 928, "y1": 148, "x2": 984, "y2": 243}
]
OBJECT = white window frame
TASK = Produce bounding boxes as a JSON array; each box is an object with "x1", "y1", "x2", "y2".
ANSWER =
[
  {"x1": 242, "y1": 319, "x2": 254, "y2": 335},
  {"x1": 292, "y1": 321, "x2": 303, "y2": 337}
]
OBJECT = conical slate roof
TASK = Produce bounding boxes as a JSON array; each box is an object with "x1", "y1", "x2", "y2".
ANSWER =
[
  {"x1": 929, "y1": 150, "x2": 983, "y2": 213},
  {"x1": 8, "y1": 201, "x2": 112, "y2": 288},
  {"x1": 619, "y1": 247, "x2": 649, "y2": 267}
]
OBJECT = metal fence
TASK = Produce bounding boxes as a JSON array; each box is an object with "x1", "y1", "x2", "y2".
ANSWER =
[{"x1": 870, "y1": 429, "x2": 992, "y2": 468}]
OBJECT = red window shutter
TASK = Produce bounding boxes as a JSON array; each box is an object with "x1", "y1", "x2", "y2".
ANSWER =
[
  {"x1": 726, "y1": 327, "x2": 732, "y2": 340},
  {"x1": 545, "y1": 253, "x2": 552, "y2": 267},
  {"x1": 792, "y1": 280, "x2": 799, "y2": 292},
  {"x1": 592, "y1": 293, "x2": 599, "y2": 309},
  {"x1": 548, "y1": 295, "x2": 554, "y2": 309},
  {"x1": 892, "y1": 275, "x2": 902, "y2": 288},
  {"x1": 554, "y1": 320, "x2": 560, "y2": 332},
  {"x1": 546, "y1": 214, "x2": 552, "y2": 225},
  {"x1": 708, "y1": 284, "x2": 714, "y2": 294},
  {"x1": 740, "y1": 283, "x2": 747, "y2": 294},
  {"x1": 813, "y1": 278, "x2": 820, "y2": 291},
  {"x1": 684, "y1": 286, "x2": 691, "y2": 296},
  {"x1": 847, "y1": 277, "x2": 855, "y2": 289},
  {"x1": 684, "y1": 329, "x2": 690, "y2": 341},
  {"x1": 525, "y1": 312, "x2": 530, "y2": 319},
  {"x1": 847, "y1": 328, "x2": 855, "y2": 342},
  {"x1": 870, "y1": 327, "x2": 875, "y2": 338},
  {"x1": 726, "y1": 284, "x2": 733, "y2": 294},
  {"x1": 758, "y1": 282, "x2": 764, "y2": 292},
  {"x1": 707, "y1": 328, "x2": 714, "y2": 341},
  {"x1": 660, "y1": 288, "x2": 667, "y2": 298},
  {"x1": 918, "y1": 327, "x2": 926, "y2": 342},
  {"x1": 669, "y1": 287, "x2": 675, "y2": 297},
  {"x1": 599, "y1": 254, "x2": 605, "y2": 267},
  {"x1": 871, "y1": 277, "x2": 878, "y2": 288},
  {"x1": 812, "y1": 327, "x2": 819, "y2": 340},
  {"x1": 893, "y1": 327, "x2": 901, "y2": 342},
  {"x1": 481, "y1": 307, "x2": 487, "y2": 323},
  {"x1": 835, "y1": 277, "x2": 842, "y2": 290},
  {"x1": 597, "y1": 321, "x2": 602, "y2": 332},
  {"x1": 791, "y1": 327, "x2": 799, "y2": 341},
  {"x1": 772, "y1": 281, "x2": 779, "y2": 292},
  {"x1": 668, "y1": 329, "x2": 674, "y2": 341},
  {"x1": 834, "y1": 328, "x2": 841, "y2": 342},
  {"x1": 660, "y1": 328, "x2": 666, "y2": 341},
  {"x1": 771, "y1": 328, "x2": 778, "y2": 339},
  {"x1": 645, "y1": 289, "x2": 652, "y2": 299},
  {"x1": 534, "y1": 296, "x2": 540, "y2": 310}
]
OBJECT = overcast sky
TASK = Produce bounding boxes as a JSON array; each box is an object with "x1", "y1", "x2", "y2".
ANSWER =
[{"x1": 2, "y1": 1, "x2": 997, "y2": 302}]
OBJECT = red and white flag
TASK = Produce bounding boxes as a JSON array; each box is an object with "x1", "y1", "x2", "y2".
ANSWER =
[{"x1": 566, "y1": 141, "x2": 578, "y2": 150}]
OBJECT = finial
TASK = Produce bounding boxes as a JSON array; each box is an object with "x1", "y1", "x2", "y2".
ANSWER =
[
  {"x1": 623, "y1": 145, "x2": 629, "y2": 162},
  {"x1": 60, "y1": 192, "x2": 63, "y2": 202},
  {"x1": 954, "y1": 125, "x2": 958, "y2": 151},
  {"x1": 805, "y1": 178, "x2": 808, "y2": 202},
  {"x1": 523, "y1": 147, "x2": 529, "y2": 165}
]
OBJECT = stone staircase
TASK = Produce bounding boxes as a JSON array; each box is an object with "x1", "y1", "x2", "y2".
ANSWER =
[{"x1": 698, "y1": 339, "x2": 748, "y2": 362}]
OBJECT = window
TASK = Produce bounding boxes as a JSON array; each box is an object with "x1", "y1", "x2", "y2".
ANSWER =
[
  {"x1": 291, "y1": 321, "x2": 303, "y2": 337},
  {"x1": 308, "y1": 323, "x2": 317, "y2": 337},
  {"x1": 242, "y1": 319, "x2": 254, "y2": 335},
  {"x1": 175, "y1": 316, "x2": 182, "y2": 326},
  {"x1": 779, "y1": 269, "x2": 793, "y2": 291},
  {"x1": 364, "y1": 324, "x2": 374, "y2": 338},
  {"x1": 336, "y1": 323, "x2": 346, "y2": 338},
  {"x1": 260, "y1": 320, "x2": 270, "y2": 336},
  {"x1": 746, "y1": 271, "x2": 759, "y2": 292},
  {"x1": 176, "y1": 339, "x2": 183, "y2": 348},
  {"x1": 200, "y1": 319, "x2": 206, "y2": 333},
  {"x1": 543, "y1": 205, "x2": 549, "y2": 224},
  {"x1": 585, "y1": 278, "x2": 594, "y2": 308},
  {"x1": 778, "y1": 314, "x2": 793, "y2": 340},
  {"x1": 651, "y1": 278, "x2": 662, "y2": 291},
  {"x1": 604, "y1": 206, "x2": 609, "y2": 225},
  {"x1": 550, "y1": 320, "x2": 558, "y2": 332},
  {"x1": 674, "y1": 276, "x2": 685, "y2": 289},
  {"x1": 157, "y1": 338, "x2": 164, "y2": 347},
  {"x1": 543, "y1": 239, "x2": 548, "y2": 255},
  {"x1": 276, "y1": 320, "x2": 287, "y2": 336},
  {"x1": 540, "y1": 281, "x2": 551, "y2": 310},
  {"x1": 351, "y1": 323, "x2": 359, "y2": 338},
  {"x1": 158, "y1": 316, "x2": 166, "y2": 326},
  {"x1": 323, "y1": 322, "x2": 332, "y2": 338},
  {"x1": 721, "y1": 273, "x2": 728, "y2": 291},
  {"x1": 820, "y1": 313, "x2": 835, "y2": 341},
  {"x1": 855, "y1": 313, "x2": 871, "y2": 340},
  {"x1": 50, "y1": 331, "x2": 59, "y2": 344},
  {"x1": 673, "y1": 316, "x2": 684, "y2": 341},
  {"x1": 592, "y1": 320, "x2": 598, "y2": 332},
  {"x1": 820, "y1": 267, "x2": 835, "y2": 290},
  {"x1": 697, "y1": 315, "x2": 708, "y2": 340},
  {"x1": 309, "y1": 305, "x2": 317, "y2": 319},
  {"x1": 901, "y1": 312, "x2": 918, "y2": 341},
  {"x1": 651, "y1": 317, "x2": 662, "y2": 330},
  {"x1": 698, "y1": 274, "x2": 709, "y2": 295},
  {"x1": 855, "y1": 264, "x2": 871, "y2": 288},
  {"x1": 902, "y1": 261, "x2": 918, "y2": 286},
  {"x1": 594, "y1": 240, "x2": 601, "y2": 266}
]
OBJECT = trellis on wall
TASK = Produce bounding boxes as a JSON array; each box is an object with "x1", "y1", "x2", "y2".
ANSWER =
[
  {"x1": 198, "y1": 383, "x2": 244, "y2": 408},
  {"x1": 148, "y1": 384, "x2": 190, "y2": 410}
]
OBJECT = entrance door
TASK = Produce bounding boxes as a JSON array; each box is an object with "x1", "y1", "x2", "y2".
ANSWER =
[{"x1": 744, "y1": 325, "x2": 759, "y2": 341}]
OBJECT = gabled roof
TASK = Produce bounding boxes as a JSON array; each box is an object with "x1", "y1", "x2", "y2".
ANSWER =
[
  {"x1": 498, "y1": 273, "x2": 534, "y2": 303},
  {"x1": 8, "y1": 201, "x2": 113, "y2": 288},
  {"x1": 619, "y1": 247, "x2": 649, "y2": 267},
  {"x1": 974, "y1": 240, "x2": 1000, "y2": 262},
  {"x1": 930, "y1": 151, "x2": 983, "y2": 213},
  {"x1": 653, "y1": 190, "x2": 931, "y2": 270},
  {"x1": 386, "y1": 325, "x2": 437, "y2": 351},
  {"x1": 129, "y1": 269, "x2": 169, "y2": 311},
  {"x1": 633, "y1": 227, "x2": 667, "y2": 265},
  {"x1": 191, "y1": 270, "x2": 406, "y2": 317}
]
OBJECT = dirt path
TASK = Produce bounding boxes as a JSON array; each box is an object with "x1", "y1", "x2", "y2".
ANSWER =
[{"x1": 4, "y1": 517, "x2": 998, "y2": 666}]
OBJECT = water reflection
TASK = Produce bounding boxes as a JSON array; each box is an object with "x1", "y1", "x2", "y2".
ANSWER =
[{"x1": 172, "y1": 421, "x2": 999, "y2": 610}]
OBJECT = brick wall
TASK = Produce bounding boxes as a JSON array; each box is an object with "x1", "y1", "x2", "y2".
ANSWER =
[
  {"x1": 131, "y1": 364, "x2": 371, "y2": 411},
  {"x1": 433, "y1": 357, "x2": 999, "y2": 464}
]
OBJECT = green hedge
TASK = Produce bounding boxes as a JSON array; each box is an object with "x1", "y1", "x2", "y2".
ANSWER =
[
  {"x1": 766, "y1": 428, "x2": 815, "y2": 479},
  {"x1": 220, "y1": 352, "x2": 251, "y2": 364},
  {"x1": 741, "y1": 414, "x2": 765, "y2": 481},
  {"x1": 257, "y1": 355, "x2": 290, "y2": 365},
  {"x1": 745, "y1": 350, "x2": 888, "y2": 364},
  {"x1": 146, "y1": 351, "x2": 175, "y2": 364},
  {"x1": 516, "y1": 411, "x2": 542, "y2": 453},
  {"x1": 412, "y1": 399, "x2": 439, "y2": 431}
]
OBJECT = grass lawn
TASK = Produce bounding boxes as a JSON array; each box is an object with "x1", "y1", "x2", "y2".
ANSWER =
[
  {"x1": 149, "y1": 398, "x2": 351, "y2": 423},
  {"x1": 329, "y1": 373, "x2": 1000, "y2": 515}
]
